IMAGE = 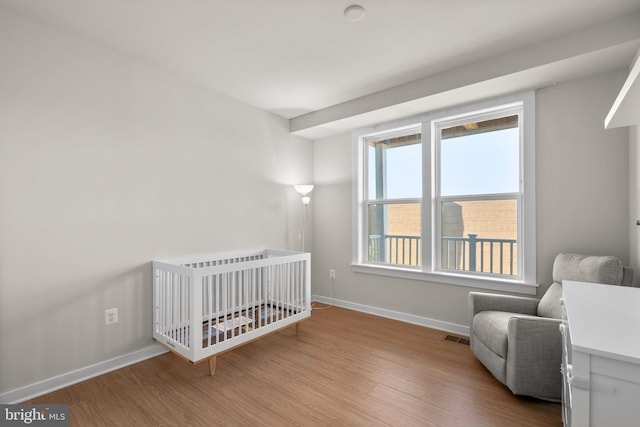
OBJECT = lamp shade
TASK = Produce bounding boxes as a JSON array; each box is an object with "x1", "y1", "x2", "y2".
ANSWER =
[{"x1": 294, "y1": 184, "x2": 314, "y2": 196}]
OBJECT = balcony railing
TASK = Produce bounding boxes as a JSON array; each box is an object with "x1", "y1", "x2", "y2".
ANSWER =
[
  {"x1": 369, "y1": 234, "x2": 421, "y2": 266},
  {"x1": 369, "y1": 233, "x2": 517, "y2": 275}
]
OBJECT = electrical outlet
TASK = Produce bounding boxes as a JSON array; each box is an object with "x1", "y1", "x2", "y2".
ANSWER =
[
  {"x1": 329, "y1": 269, "x2": 336, "y2": 279},
  {"x1": 105, "y1": 308, "x2": 118, "y2": 325}
]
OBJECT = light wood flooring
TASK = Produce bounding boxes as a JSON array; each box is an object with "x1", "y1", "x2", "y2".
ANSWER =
[{"x1": 29, "y1": 304, "x2": 561, "y2": 426}]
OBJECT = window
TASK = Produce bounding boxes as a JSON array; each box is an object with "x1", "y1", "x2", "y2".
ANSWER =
[
  {"x1": 365, "y1": 127, "x2": 422, "y2": 267},
  {"x1": 353, "y1": 93, "x2": 536, "y2": 294}
]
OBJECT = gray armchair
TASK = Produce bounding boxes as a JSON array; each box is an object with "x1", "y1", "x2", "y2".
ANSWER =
[{"x1": 468, "y1": 253, "x2": 634, "y2": 401}]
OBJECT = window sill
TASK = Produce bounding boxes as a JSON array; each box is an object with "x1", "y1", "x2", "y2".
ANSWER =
[{"x1": 351, "y1": 263, "x2": 538, "y2": 295}]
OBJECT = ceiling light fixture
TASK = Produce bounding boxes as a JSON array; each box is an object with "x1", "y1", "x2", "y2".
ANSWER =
[{"x1": 344, "y1": 5, "x2": 365, "y2": 22}]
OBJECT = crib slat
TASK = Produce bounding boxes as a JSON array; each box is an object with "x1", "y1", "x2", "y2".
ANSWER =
[
  {"x1": 243, "y1": 269, "x2": 248, "y2": 334},
  {"x1": 294, "y1": 262, "x2": 298, "y2": 314},
  {"x1": 288, "y1": 262, "x2": 292, "y2": 316},
  {"x1": 187, "y1": 277, "x2": 191, "y2": 348},
  {"x1": 283, "y1": 264, "x2": 287, "y2": 319},
  {"x1": 206, "y1": 275, "x2": 211, "y2": 348},
  {"x1": 179, "y1": 275, "x2": 183, "y2": 346},
  {"x1": 294, "y1": 262, "x2": 299, "y2": 313},
  {"x1": 277, "y1": 264, "x2": 281, "y2": 319},
  {"x1": 215, "y1": 274, "x2": 220, "y2": 345},
  {"x1": 222, "y1": 274, "x2": 228, "y2": 342},
  {"x1": 177, "y1": 280, "x2": 181, "y2": 346},
  {"x1": 251, "y1": 268, "x2": 256, "y2": 328},
  {"x1": 184, "y1": 274, "x2": 189, "y2": 347},
  {"x1": 184, "y1": 275, "x2": 188, "y2": 346},
  {"x1": 272, "y1": 265, "x2": 278, "y2": 322},
  {"x1": 231, "y1": 272, "x2": 236, "y2": 338},
  {"x1": 292, "y1": 262, "x2": 297, "y2": 314},
  {"x1": 166, "y1": 272, "x2": 171, "y2": 338},
  {"x1": 172, "y1": 274, "x2": 178, "y2": 343},
  {"x1": 262, "y1": 266, "x2": 267, "y2": 326},
  {"x1": 298, "y1": 261, "x2": 302, "y2": 312},
  {"x1": 265, "y1": 266, "x2": 269, "y2": 326}
]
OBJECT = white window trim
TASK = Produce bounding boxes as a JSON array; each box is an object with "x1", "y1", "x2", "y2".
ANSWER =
[{"x1": 351, "y1": 91, "x2": 537, "y2": 295}]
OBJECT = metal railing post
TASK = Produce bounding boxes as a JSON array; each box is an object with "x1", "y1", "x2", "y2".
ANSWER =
[{"x1": 468, "y1": 234, "x2": 477, "y2": 272}]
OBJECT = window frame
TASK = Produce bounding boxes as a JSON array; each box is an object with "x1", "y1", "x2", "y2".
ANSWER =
[{"x1": 352, "y1": 92, "x2": 536, "y2": 295}]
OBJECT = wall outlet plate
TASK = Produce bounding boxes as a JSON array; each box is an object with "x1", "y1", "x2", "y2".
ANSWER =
[{"x1": 105, "y1": 308, "x2": 118, "y2": 325}]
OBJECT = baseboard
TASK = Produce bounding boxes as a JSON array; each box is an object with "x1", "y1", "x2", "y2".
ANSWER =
[
  {"x1": 0, "y1": 344, "x2": 169, "y2": 404},
  {"x1": 312, "y1": 295, "x2": 470, "y2": 336}
]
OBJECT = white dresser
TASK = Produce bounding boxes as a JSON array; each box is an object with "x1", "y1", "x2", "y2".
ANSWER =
[{"x1": 560, "y1": 281, "x2": 640, "y2": 426}]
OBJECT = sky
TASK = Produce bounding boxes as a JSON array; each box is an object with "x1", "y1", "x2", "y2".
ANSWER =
[{"x1": 368, "y1": 128, "x2": 519, "y2": 199}]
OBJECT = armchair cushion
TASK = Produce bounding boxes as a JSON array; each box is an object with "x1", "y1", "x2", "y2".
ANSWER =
[
  {"x1": 468, "y1": 292, "x2": 539, "y2": 318},
  {"x1": 473, "y1": 311, "x2": 540, "y2": 358},
  {"x1": 468, "y1": 292, "x2": 538, "y2": 353},
  {"x1": 537, "y1": 282, "x2": 562, "y2": 318},
  {"x1": 552, "y1": 253, "x2": 623, "y2": 285}
]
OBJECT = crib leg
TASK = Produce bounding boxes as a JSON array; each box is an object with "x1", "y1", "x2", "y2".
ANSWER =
[
  {"x1": 295, "y1": 323, "x2": 300, "y2": 336},
  {"x1": 208, "y1": 356, "x2": 217, "y2": 376}
]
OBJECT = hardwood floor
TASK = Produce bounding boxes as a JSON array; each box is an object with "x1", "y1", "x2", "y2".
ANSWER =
[{"x1": 29, "y1": 305, "x2": 561, "y2": 426}]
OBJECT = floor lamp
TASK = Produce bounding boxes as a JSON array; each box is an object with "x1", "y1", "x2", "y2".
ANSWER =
[{"x1": 294, "y1": 184, "x2": 313, "y2": 252}]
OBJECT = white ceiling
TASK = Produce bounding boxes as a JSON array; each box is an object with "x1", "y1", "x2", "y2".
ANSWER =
[{"x1": 2, "y1": 0, "x2": 640, "y2": 138}]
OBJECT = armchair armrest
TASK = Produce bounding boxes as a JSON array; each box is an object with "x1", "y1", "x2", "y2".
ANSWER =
[
  {"x1": 506, "y1": 316, "x2": 563, "y2": 400},
  {"x1": 469, "y1": 292, "x2": 539, "y2": 318}
]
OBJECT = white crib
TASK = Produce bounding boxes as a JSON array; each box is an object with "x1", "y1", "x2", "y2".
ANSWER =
[{"x1": 153, "y1": 249, "x2": 311, "y2": 375}]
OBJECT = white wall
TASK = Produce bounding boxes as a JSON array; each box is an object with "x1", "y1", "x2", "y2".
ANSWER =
[
  {"x1": 312, "y1": 70, "x2": 630, "y2": 329},
  {"x1": 0, "y1": 10, "x2": 313, "y2": 395},
  {"x1": 536, "y1": 71, "x2": 630, "y2": 282},
  {"x1": 630, "y1": 126, "x2": 640, "y2": 277}
]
